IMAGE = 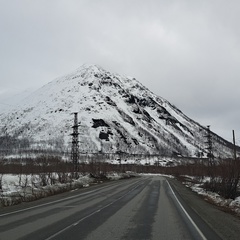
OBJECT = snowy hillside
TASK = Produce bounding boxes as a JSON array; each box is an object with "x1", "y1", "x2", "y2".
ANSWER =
[{"x1": 0, "y1": 64, "x2": 235, "y2": 158}]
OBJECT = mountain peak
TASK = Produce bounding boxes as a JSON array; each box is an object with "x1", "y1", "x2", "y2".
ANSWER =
[
  {"x1": 0, "y1": 65, "x2": 235, "y2": 158},
  {"x1": 76, "y1": 63, "x2": 106, "y2": 74}
]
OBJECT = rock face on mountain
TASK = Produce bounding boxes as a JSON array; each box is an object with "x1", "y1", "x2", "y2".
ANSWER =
[{"x1": 0, "y1": 64, "x2": 235, "y2": 158}]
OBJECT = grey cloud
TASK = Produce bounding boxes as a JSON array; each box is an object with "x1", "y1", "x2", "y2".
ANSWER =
[{"x1": 0, "y1": 0, "x2": 239, "y2": 142}]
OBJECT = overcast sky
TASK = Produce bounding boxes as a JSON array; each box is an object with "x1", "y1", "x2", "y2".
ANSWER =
[{"x1": 0, "y1": 0, "x2": 239, "y2": 143}]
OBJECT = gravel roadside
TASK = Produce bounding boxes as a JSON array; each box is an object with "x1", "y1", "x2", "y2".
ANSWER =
[{"x1": 168, "y1": 177, "x2": 240, "y2": 240}]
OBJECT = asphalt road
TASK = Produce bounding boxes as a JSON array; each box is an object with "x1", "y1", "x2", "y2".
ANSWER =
[{"x1": 0, "y1": 176, "x2": 233, "y2": 240}]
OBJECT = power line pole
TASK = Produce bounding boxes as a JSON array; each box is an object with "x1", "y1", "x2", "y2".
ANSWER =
[
  {"x1": 205, "y1": 125, "x2": 214, "y2": 165},
  {"x1": 233, "y1": 130, "x2": 237, "y2": 161},
  {"x1": 71, "y1": 112, "x2": 80, "y2": 178}
]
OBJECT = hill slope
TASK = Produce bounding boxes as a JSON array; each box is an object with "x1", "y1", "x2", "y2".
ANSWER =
[{"x1": 0, "y1": 64, "x2": 235, "y2": 158}]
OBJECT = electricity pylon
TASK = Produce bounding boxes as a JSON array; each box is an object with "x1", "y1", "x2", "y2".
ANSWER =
[
  {"x1": 205, "y1": 125, "x2": 214, "y2": 166},
  {"x1": 71, "y1": 112, "x2": 80, "y2": 178}
]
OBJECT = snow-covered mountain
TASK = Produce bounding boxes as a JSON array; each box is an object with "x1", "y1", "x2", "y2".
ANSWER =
[{"x1": 0, "y1": 64, "x2": 235, "y2": 158}]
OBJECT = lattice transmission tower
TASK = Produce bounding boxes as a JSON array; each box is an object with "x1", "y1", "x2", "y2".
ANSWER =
[
  {"x1": 205, "y1": 125, "x2": 214, "y2": 165},
  {"x1": 71, "y1": 112, "x2": 80, "y2": 177}
]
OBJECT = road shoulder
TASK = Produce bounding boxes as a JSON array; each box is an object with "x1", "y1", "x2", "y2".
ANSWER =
[{"x1": 168, "y1": 177, "x2": 240, "y2": 240}]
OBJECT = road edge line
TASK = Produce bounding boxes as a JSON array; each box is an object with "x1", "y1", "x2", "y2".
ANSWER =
[
  {"x1": 44, "y1": 180, "x2": 144, "y2": 240},
  {"x1": 166, "y1": 180, "x2": 207, "y2": 240},
  {"x1": 0, "y1": 179, "x2": 141, "y2": 217}
]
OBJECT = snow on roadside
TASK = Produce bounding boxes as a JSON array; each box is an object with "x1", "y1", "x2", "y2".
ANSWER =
[
  {"x1": 0, "y1": 172, "x2": 131, "y2": 207},
  {"x1": 182, "y1": 176, "x2": 240, "y2": 216}
]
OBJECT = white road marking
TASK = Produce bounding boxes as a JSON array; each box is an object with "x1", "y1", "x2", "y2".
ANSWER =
[
  {"x1": 0, "y1": 180, "x2": 142, "y2": 217},
  {"x1": 0, "y1": 189, "x2": 100, "y2": 217},
  {"x1": 44, "y1": 181, "x2": 144, "y2": 240},
  {"x1": 166, "y1": 180, "x2": 207, "y2": 240}
]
